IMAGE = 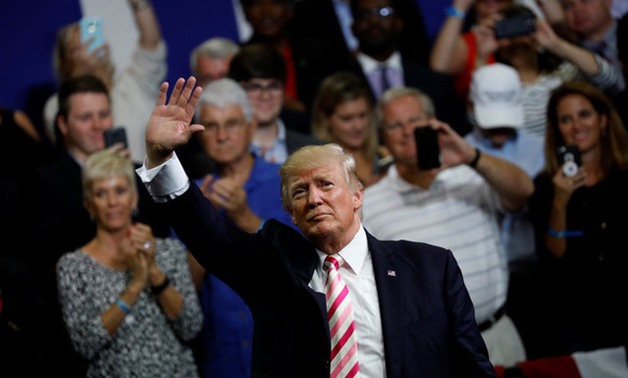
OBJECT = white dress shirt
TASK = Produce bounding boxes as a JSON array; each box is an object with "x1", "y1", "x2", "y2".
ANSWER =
[{"x1": 309, "y1": 226, "x2": 386, "y2": 378}]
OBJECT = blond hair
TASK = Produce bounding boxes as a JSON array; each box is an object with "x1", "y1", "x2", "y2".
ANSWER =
[
  {"x1": 279, "y1": 143, "x2": 363, "y2": 212},
  {"x1": 82, "y1": 149, "x2": 136, "y2": 200}
]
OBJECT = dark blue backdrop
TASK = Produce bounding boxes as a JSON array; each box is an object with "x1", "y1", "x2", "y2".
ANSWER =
[{"x1": 0, "y1": 0, "x2": 240, "y2": 132}]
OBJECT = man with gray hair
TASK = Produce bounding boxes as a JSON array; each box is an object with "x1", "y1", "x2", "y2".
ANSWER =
[{"x1": 189, "y1": 37, "x2": 240, "y2": 87}]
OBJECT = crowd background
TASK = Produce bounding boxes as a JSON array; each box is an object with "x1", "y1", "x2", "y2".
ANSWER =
[
  {"x1": 0, "y1": 0, "x2": 451, "y2": 122},
  {"x1": 1, "y1": 0, "x2": 628, "y2": 377}
]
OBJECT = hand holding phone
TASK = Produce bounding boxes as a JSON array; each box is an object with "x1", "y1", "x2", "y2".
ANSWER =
[
  {"x1": 557, "y1": 145, "x2": 581, "y2": 177},
  {"x1": 80, "y1": 16, "x2": 105, "y2": 53},
  {"x1": 493, "y1": 13, "x2": 536, "y2": 39},
  {"x1": 104, "y1": 127, "x2": 128, "y2": 149},
  {"x1": 414, "y1": 127, "x2": 441, "y2": 170}
]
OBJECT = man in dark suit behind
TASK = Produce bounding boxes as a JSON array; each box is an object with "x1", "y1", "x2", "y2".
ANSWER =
[
  {"x1": 291, "y1": 0, "x2": 431, "y2": 67},
  {"x1": 136, "y1": 76, "x2": 497, "y2": 378},
  {"x1": 345, "y1": 0, "x2": 471, "y2": 137}
]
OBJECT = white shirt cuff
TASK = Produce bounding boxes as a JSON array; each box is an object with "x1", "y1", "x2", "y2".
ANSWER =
[{"x1": 135, "y1": 152, "x2": 190, "y2": 203}]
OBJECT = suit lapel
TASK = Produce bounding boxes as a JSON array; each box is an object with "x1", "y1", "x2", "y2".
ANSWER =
[{"x1": 367, "y1": 232, "x2": 403, "y2": 376}]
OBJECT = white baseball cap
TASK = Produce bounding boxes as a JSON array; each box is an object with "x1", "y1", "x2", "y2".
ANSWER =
[{"x1": 470, "y1": 63, "x2": 524, "y2": 129}]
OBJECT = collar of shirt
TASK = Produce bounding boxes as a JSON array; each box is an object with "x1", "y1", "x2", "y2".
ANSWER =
[
  {"x1": 581, "y1": 19, "x2": 617, "y2": 54},
  {"x1": 315, "y1": 225, "x2": 368, "y2": 282},
  {"x1": 356, "y1": 51, "x2": 402, "y2": 76},
  {"x1": 250, "y1": 119, "x2": 288, "y2": 163}
]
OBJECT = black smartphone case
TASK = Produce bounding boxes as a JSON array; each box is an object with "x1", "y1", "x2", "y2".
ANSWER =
[{"x1": 414, "y1": 127, "x2": 441, "y2": 170}]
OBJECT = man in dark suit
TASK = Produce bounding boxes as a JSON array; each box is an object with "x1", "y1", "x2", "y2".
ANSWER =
[
  {"x1": 291, "y1": 0, "x2": 431, "y2": 66},
  {"x1": 137, "y1": 76, "x2": 497, "y2": 378},
  {"x1": 345, "y1": 0, "x2": 471, "y2": 137}
]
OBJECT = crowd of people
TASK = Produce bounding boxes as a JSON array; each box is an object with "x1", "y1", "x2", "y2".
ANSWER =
[{"x1": 1, "y1": 0, "x2": 627, "y2": 377}]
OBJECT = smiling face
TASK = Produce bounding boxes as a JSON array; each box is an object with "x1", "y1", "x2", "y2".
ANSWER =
[
  {"x1": 286, "y1": 161, "x2": 363, "y2": 249},
  {"x1": 58, "y1": 91, "x2": 113, "y2": 163},
  {"x1": 242, "y1": 78, "x2": 284, "y2": 126},
  {"x1": 86, "y1": 174, "x2": 137, "y2": 232},
  {"x1": 328, "y1": 97, "x2": 372, "y2": 151},
  {"x1": 555, "y1": 94, "x2": 607, "y2": 156}
]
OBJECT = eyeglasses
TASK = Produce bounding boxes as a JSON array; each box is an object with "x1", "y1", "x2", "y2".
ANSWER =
[
  {"x1": 356, "y1": 6, "x2": 395, "y2": 20},
  {"x1": 242, "y1": 81, "x2": 283, "y2": 96},
  {"x1": 203, "y1": 118, "x2": 246, "y2": 134},
  {"x1": 382, "y1": 115, "x2": 429, "y2": 134}
]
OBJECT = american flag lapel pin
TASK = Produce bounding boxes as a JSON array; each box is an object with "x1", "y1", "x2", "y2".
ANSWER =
[{"x1": 387, "y1": 270, "x2": 396, "y2": 277}]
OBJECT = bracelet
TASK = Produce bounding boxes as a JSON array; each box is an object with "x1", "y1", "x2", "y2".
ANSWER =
[
  {"x1": 444, "y1": 7, "x2": 466, "y2": 19},
  {"x1": 467, "y1": 147, "x2": 481, "y2": 168},
  {"x1": 152, "y1": 276, "x2": 170, "y2": 295},
  {"x1": 129, "y1": 0, "x2": 151, "y2": 11},
  {"x1": 115, "y1": 298, "x2": 131, "y2": 314},
  {"x1": 547, "y1": 228, "x2": 584, "y2": 238}
]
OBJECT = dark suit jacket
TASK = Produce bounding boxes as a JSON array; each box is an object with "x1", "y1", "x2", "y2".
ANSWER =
[
  {"x1": 344, "y1": 56, "x2": 472, "y2": 137},
  {"x1": 163, "y1": 184, "x2": 497, "y2": 378}
]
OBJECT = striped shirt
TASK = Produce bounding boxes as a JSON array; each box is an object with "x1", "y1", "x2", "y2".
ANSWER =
[{"x1": 362, "y1": 165, "x2": 508, "y2": 323}]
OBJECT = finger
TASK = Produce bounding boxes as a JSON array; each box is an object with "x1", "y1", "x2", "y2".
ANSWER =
[
  {"x1": 156, "y1": 81, "x2": 169, "y2": 107},
  {"x1": 186, "y1": 85, "x2": 203, "y2": 118},
  {"x1": 177, "y1": 76, "x2": 197, "y2": 108},
  {"x1": 200, "y1": 174, "x2": 215, "y2": 193},
  {"x1": 169, "y1": 78, "x2": 186, "y2": 106}
]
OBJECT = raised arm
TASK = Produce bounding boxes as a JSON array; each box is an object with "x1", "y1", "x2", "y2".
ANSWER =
[
  {"x1": 128, "y1": 0, "x2": 162, "y2": 50},
  {"x1": 434, "y1": 120, "x2": 534, "y2": 212},
  {"x1": 145, "y1": 77, "x2": 204, "y2": 168},
  {"x1": 534, "y1": 19, "x2": 621, "y2": 89},
  {"x1": 429, "y1": 0, "x2": 474, "y2": 74}
]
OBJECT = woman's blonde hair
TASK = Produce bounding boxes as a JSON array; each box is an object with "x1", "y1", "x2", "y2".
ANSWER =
[{"x1": 82, "y1": 149, "x2": 136, "y2": 200}]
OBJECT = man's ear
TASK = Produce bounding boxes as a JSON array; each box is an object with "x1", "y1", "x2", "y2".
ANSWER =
[
  {"x1": 57, "y1": 115, "x2": 69, "y2": 137},
  {"x1": 353, "y1": 187, "x2": 364, "y2": 211}
]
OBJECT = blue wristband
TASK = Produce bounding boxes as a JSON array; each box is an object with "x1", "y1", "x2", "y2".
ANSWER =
[
  {"x1": 444, "y1": 7, "x2": 466, "y2": 19},
  {"x1": 547, "y1": 228, "x2": 584, "y2": 238},
  {"x1": 115, "y1": 298, "x2": 131, "y2": 314}
]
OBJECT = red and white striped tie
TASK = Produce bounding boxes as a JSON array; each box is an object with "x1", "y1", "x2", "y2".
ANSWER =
[{"x1": 324, "y1": 255, "x2": 360, "y2": 378}]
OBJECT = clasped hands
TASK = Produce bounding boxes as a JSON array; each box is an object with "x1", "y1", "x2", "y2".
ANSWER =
[{"x1": 121, "y1": 223, "x2": 162, "y2": 290}]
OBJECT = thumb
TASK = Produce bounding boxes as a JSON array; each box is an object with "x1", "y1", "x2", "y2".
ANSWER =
[{"x1": 200, "y1": 174, "x2": 216, "y2": 196}]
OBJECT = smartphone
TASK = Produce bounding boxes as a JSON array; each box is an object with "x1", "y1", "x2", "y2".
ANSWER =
[
  {"x1": 80, "y1": 16, "x2": 105, "y2": 53},
  {"x1": 557, "y1": 144, "x2": 581, "y2": 177},
  {"x1": 414, "y1": 127, "x2": 441, "y2": 170},
  {"x1": 493, "y1": 13, "x2": 536, "y2": 39},
  {"x1": 104, "y1": 127, "x2": 128, "y2": 148}
]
